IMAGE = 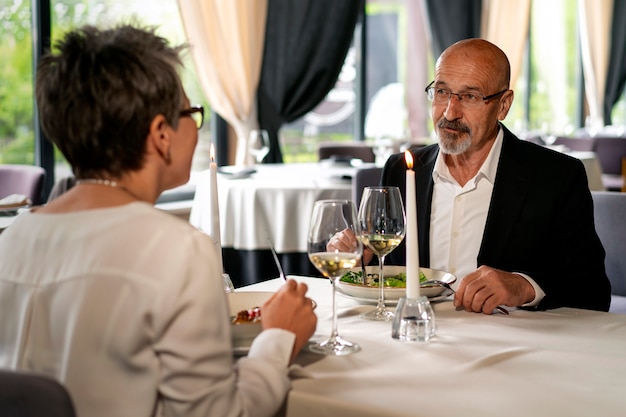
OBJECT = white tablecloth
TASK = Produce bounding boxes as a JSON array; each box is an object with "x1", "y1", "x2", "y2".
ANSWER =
[
  {"x1": 0, "y1": 216, "x2": 15, "y2": 233},
  {"x1": 241, "y1": 277, "x2": 626, "y2": 417},
  {"x1": 190, "y1": 163, "x2": 358, "y2": 252}
]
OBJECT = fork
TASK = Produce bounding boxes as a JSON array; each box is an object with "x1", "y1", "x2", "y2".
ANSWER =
[{"x1": 267, "y1": 237, "x2": 287, "y2": 281}]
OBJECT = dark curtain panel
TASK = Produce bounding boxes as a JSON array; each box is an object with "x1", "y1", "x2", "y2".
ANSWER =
[
  {"x1": 425, "y1": 0, "x2": 482, "y2": 59},
  {"x1": 223, "y1": 249, "x2": 322, "y2": 288},
  {"x1": 257, "y1": 0, "x2": 362, "y2": 163},
  {"x1": 603, "y1": 1, "x2": 626, "y2": 125}
]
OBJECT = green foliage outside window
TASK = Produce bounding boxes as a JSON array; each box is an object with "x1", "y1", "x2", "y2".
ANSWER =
[{"x1": 0, "y1": 0, "x2": 35, "y2": 164}]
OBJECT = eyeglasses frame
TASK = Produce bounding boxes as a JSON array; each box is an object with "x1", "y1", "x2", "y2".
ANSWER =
[
  {"x1": 424, "y1": 81, "x2": 508, "y2": 108},
  {"x1": 179, "y1": 105, "x2": 205, "y2": 130}
]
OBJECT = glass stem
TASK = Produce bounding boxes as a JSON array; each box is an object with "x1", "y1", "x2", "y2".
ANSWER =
[
  {"x1": 330, "y1": 278, "x2": 339, "y2": 339},
  {"x1": 377, "y1": 254, "x2": 386, "y2": 310}
]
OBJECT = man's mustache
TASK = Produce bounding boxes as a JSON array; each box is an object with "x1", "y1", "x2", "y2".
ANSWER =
[{"x1": 437, "y1": 119, "x2": 471, "y2": 134}]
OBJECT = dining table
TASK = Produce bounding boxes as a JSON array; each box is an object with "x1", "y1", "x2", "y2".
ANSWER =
[
  {"x1": 239, "y1": 276, "x2": 626, "y2": 417},
  {"x1": 0, "y1": 216, "x2": 15, "y2": 234},
  {"x1": 190, "y1": 162, "x2": 373, "y2": 286}
]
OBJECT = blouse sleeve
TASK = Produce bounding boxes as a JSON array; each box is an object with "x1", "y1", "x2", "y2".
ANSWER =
[{"x1": 152, "y1": 230, "x2": 295, "y2": 417}]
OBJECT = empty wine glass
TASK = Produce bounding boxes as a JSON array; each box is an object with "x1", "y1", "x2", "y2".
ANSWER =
[
  {"x1": 358, "y1": 186, "x2": 406, "y2": 321},
  {"x1": 248, "y1": 129, "x2": 270, "y2": 164},
  {"x1": 307, "y1": 199, "x2": 363, "y2": 355}
]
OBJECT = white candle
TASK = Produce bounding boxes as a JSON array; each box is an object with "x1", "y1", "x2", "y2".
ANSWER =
[
  {"x1": 209, "y1": 144, "x2": 224, "y2": 271},
  {"x1": 404, "y1": 151, "x2": 420, "y2": 299}
]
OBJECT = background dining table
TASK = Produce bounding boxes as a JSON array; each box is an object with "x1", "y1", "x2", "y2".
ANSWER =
[
  {"x1": 190, "y1": 162, "x2": 372, "y2": 286},
  {"x1": 565, "y1": 150, "x2": 605, "y2": 191},
  {"x1": 239, "y1": 276, "x2": 626, "y2": 417}
]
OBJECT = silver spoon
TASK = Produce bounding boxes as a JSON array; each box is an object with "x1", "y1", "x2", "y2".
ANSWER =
[{"x1": 422, "y1": 280, "x2": 509, "y2": 315}]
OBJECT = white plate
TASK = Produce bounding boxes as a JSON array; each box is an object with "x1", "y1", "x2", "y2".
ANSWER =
[
  {"x1": 0, "y1": 205, "x2": 29, "y2": 216},
  {"x1": 338, "y1": 289, "x2": 454, "y2": 306},
  {"x1": 218, "y1": 167, "x2": 257, "y2": 179},
  {"x1": 336, "y1": 266, "x2": 456, "y2": 304},
  {"x1": 228, "y1": 291, "x2": 273, "y2": 355}
]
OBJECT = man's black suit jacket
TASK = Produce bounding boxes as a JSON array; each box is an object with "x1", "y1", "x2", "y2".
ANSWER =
[{"x1": 382, "y1": 124, "x2": 611, "y2": 311}]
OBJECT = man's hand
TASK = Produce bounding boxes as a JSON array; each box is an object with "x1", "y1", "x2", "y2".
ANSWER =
[
  {"x1": 454, "y1": 265, "x2": 535, "y2": 314},
  {"x1": 326, "y1": 228, "x2": 374, "y2": 265}
]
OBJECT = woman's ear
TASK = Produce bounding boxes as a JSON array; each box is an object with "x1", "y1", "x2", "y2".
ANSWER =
[{"x1": 148, "y1": 114, "x2": 172, "y2": 163}]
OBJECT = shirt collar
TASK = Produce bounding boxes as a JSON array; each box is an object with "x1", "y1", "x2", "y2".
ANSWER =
[{"x1": 432, "y1": 126, "x2": 504, "y2": 185}]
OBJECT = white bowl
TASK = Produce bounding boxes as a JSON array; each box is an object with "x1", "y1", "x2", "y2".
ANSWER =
[
  {"x1": 336, "y1": 266, "x2": 456, "y2": 302},
  {"x1": 228, "y1": 291, "x2": 273, "y2": 348}
]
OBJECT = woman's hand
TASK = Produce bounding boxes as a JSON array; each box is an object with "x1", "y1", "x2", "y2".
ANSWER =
[{"x1": 261, "y1": 279, "x2": 317, "y2": 362}]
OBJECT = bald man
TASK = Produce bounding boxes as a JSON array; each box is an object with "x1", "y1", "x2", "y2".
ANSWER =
[
  {"x1": 381, "y1": 38, "x2": 611, "y2": 313},
  {"x1": 331, "y1": 39, "x2": 610, "y2": 314}
]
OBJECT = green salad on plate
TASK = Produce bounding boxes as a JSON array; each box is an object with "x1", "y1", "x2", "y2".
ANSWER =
[{"x1": 340, "y1": 270, "x2": 426, "y2": 287}]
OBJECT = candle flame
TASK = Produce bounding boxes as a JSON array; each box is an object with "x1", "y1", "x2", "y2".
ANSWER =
[
  {"x1": 210, "y1": 143, "x2": 215, "y2": 163},
  {"x1": 404, "y1": 150, "x2": 414, "y2": 169}
]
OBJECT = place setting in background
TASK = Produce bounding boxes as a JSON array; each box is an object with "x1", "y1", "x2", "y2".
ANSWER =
[
  {"x1": 0, "y1": 194, "x2": 33, "y2": 233},
  {"x1": 215, "y1": 129, "x2": 270, "y2": 180},
  {"x1": 0, "y1": 194, "x2": 32, "y2": 216}
]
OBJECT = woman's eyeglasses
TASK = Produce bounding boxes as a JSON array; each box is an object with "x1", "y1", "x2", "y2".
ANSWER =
[{"x1": 179, "y1": 106, "x2": 204, "y2": 129}]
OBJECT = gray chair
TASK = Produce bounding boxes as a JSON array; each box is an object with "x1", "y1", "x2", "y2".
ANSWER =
[
  {"x1": 0, "y1": 165, "x2": 46, "y2": 205},
  {"x1": 0, "y1": 370, "x2": 77, "y2": 417},
  {"x1": 553, "y1": 136, "x2": 596, "y2": 152},
  {"x1": 352, "y1": 166, "x2": 382, "y2": 208},
  {"x1": 46, "y1": 175, "x2": 77, "y2": 202},
  {"x1": 591, "y1": 191, "x2": 626, "y2": 313},
  {"x1": 318, "y1": 142, "x2": 375, "y2": 163},
  {"x1": 593, "y1": 137, "x2": 626, "y2": 191}
]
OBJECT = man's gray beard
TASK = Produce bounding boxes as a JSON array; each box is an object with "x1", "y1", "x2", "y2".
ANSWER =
[{"x1": 437, "y1": 130, "x2": 472, "y2": 155}]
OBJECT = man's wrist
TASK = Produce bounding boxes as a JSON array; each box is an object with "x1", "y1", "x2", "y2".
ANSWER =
[{"x1": 513, "y1": 272, "x2": 545, "y2": 307}]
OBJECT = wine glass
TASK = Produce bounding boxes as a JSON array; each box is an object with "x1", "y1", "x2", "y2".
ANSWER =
[
  {"x1": 358, "y1": 186, "x2": 406, "y2": 321},
  {"x1": 248, "y1": 129, "x2": 270, "y2": 164},
  {"x1": 307, "y1": 199, "x2": 363, "y2": 355}
]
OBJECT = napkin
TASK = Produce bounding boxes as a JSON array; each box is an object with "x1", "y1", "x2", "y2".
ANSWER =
[{"x1": 0, "y1": 194, "x2": 31, "y2": 209}]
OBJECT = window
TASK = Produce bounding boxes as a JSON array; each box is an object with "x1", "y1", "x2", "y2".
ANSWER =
[
  {"x1": 281, "y1": 0, "x2": 418, "y2": 165},
  {"x1": 0, "y1": 0, "x2": 35, "y2": 165},
  {"x1": 0, "y1": 0, "x2": 212, "y2": 186}
]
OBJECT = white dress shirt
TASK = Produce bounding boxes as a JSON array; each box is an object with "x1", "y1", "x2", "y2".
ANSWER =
[
  {"x1": 0, "y1": 203, "x2": 295, "y2": 417},
  {"x1": 429, "y1": 129, "x2": 544, "y2": 306}
]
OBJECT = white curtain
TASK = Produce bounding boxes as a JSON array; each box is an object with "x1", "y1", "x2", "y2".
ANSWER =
[
  {"x1": 178, "y1": 0, "x2": 268, "y2": 166},
  {"x1": 480, "y1": 0, "x2": 531, "y2": 89},
  {"x1": 406, "y1": 1, "x2": 431, "y2": 142},
  {"x1": 579, "y1": 0, "x2": 613, "y2": 130}
]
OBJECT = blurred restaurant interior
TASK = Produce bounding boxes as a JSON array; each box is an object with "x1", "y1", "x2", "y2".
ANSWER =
[
  {"x1": 1, "y1": 0, "x2": 625, "y2": 285},
  {"x1": 1, "y1": 2, "x2": 626, "y2": 415}
]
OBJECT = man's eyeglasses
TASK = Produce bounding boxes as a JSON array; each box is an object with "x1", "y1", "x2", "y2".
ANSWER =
[
  {"x1": 179, "y1": 106, "x2": 204, "y2": 130},
  {"x1": 425, "y1": 81, "x2": 508, "y2": 110}
]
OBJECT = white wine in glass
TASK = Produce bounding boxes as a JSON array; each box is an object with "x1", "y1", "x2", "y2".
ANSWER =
[
  {"x1": 358, "y1": 186, "x2": 406, "y2": 321},
  {"x1": 307, "y1": 199, "x2": 363, "y2": 355},
  {"x1": 309, "y1": 252, "x2": 360, "y2": 278}
]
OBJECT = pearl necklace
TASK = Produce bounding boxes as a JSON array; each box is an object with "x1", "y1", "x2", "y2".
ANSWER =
[{"x1": 75, "y1": 178, "x2": 141, "y2": 201}]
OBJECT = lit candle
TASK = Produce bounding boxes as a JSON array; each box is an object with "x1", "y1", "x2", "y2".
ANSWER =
[
  {"x1": 209, "y1": 144, "x2": 224, "y2": 271},
  {"x1": 404, "y1": 151, "x2": 420, "y2": 299}
]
